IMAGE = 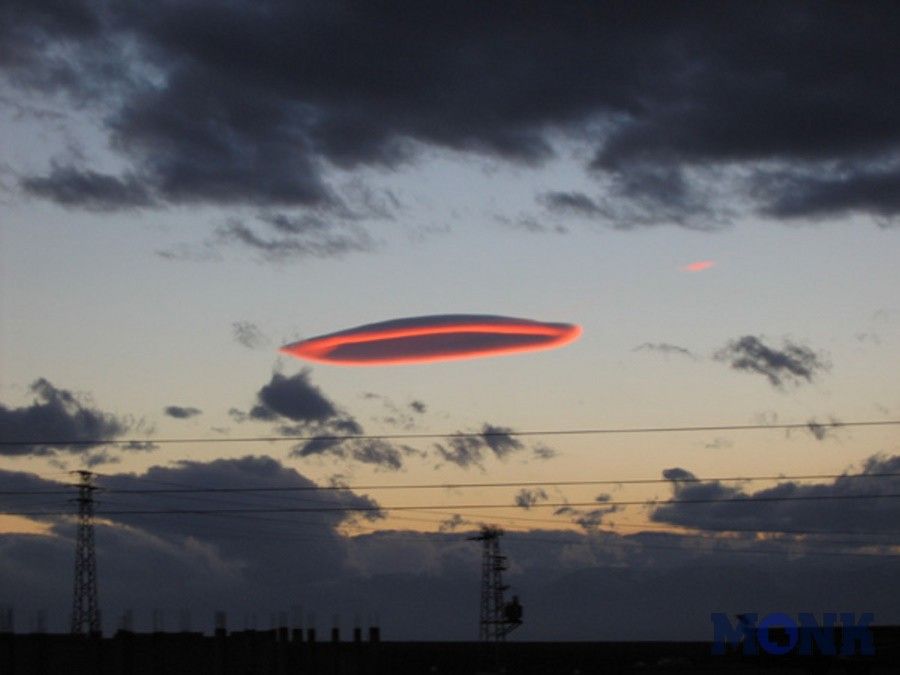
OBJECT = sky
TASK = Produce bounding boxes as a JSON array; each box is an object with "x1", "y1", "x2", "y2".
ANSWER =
[{"x1": 1, "y1": 1, "x2": 899, "y2": 639}]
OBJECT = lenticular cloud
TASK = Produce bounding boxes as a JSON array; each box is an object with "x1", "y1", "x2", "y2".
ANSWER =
[{"x1": 280, "y1": 314, "x2": 581, "y2": 366}]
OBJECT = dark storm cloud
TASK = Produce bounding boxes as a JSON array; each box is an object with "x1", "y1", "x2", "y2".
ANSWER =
[
  {"x1": 755, "y1": 163, "x2": 900, "y2": 221},
  {"x1": 651, "y1": 454, "x2": 900, "y2": 535},
  {"x1": 714, "y1": 335, "x2": 829, "y2": 388},
  {"x1": 633, "y1": 342, "x2": 696, "y2": 359},
  {"x1": 163, "y1": 405, "x2": 201, "y2": 419},
  {"x1": 2, "y1": 461, "x2": 900, "y2": 638},
  {"x1": 0, "y1": 378, "x2": 128, "y2": 457},
  {"x1": 8, "y1": 3, "x2": 900, "y2": 223},
  {"x1": 0, "y1": 456, "x2": 387, "y2": 633}
]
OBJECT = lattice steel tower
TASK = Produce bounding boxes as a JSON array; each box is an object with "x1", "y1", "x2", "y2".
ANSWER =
[
  {"x1": 469, "y1": 526, "x2": 522, "y2": 641},
  {"x1": 71, "y1": 470, "x2": 100, "y2": 636}
]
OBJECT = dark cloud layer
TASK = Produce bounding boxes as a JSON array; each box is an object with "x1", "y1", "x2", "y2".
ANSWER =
[
  {"x1": 2, "y1": 456, "x2": 900, "y2": 639},
  {"x1": 651, "y1": 454, "x2": 900, "y2": 535},
  {"x1": 0, "y1": 379, "x2": 128, "y2": 457},
  {"x1": 19, "y1": 165, "x2": 154, "y2": 211},
  {"x1": 7, "y1": 2, "x2": 900, "y2": 226},
  {"x1": 714, "y1": 335, "x2": 829, "y2": 388}
]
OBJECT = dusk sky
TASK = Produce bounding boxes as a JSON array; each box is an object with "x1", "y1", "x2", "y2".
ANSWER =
[{"x1": 1, "y1": 2, "x2": 899, "y2": 639}]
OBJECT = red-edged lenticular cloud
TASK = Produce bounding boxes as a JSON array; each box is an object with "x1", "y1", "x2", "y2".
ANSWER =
[
  {"x1": 681, "y1": 260, "x2": 716, "y2": 272},
  {"x1": 280, "y1": 314, "x2": 582, "y2": 366}
]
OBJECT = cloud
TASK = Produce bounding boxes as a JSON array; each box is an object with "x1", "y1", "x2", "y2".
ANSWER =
[
  {"x1": 714, "y1": 335, "x2": 829, "y2": 388},
  {"x1": 8, "y1": 4, "x2": 897, "y2": 225},
  {"x1": 238, "y1": 372, "x2": 407, "y2": 470},
  {"x1": 81, "y1": 449, "x2": 121, "y2": 467},
  {"x1": 532, "y1": 444, "x2": 558, "y2": 460},
  {"x1": 0, "y1": 378, "x2": 129, "y2": 457},
  {"x1": 437, "y1": 514, "x2": 470, "y2": 532},
  {"x1": 538, "y1": 191, "x2": 603, "y2": 217},
  {"x1": 281, "y1": 314, "x2": 580, "y2": 366},
  {"x1": 680, "y1": 260, "x2": 715, "y2": 273},
  {"x1": 805, "y1": 417, "x2": 842, "y2": 442},
  {"x1": 434, "y1": 436, "x2": 485, "y2": 470},
  {"x1": 633, "y1": 343, "x2": 696, "y2": 359},
  {"x1": 216, "y1": 217, "x2": 374, "y2": 261},
  {"x1": 163, "y1": 406, "x2": 202, "y2": 420},
  {"x1": 480, "y1": 424, "x2": 524, "y2": 458},
  {"x1": 515, "y1": 488, "x2": 548, "y2": 510},
  {"x1": 432, "y1": 423, "x2": 531, "y2": 470},
  {"x1": 119, "y1": 441, "x2": 158, "y2": 452},
  {"x1": 231, "y1": 321, "x2": 267, "y2": 350},
  {"x1": 755, "y1": 163, "x2": 900, "y2": 223},
  {"x1": 19, "y1": 165, "x2": 154, "y2": 211},
  {"x1": 554, "y1": 494, "x2": 620, "y2": 532},
  {"x1": 0, "y1": 456, "x2": 385, "y2": 629},
  {"x1": 651, "y1": 454, "x2": 900, "y2": 535},
  {"x1": 2, "y1": 459, "x2": 900, "y2": 639},
  {"x1": 361, "y1": 393, "x2": 422, "y2": 430},
  {"x1": 291, "y1": 437, "x2": 403, "y2": 472},
  {"x1": 249, "y1": 371, "x2": 338, "y2": 424}
]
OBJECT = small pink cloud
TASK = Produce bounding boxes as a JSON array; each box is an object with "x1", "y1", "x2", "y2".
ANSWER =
[{"x1": 681, "y1": 260, "x2": 716, "y2": 272}]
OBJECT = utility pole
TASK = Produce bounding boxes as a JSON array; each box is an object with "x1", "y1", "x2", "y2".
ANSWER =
[
  {"x1": 71, "y1": 470, "x2": 100, "y2": 636},
  {"x1": 468, "y1": 526, "x2": 523, "y2": 642}
]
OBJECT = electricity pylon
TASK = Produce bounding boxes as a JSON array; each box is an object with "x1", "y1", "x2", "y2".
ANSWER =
[
  {"x1": 468, "y1": 526, "x2": 523, "y2": 642},
  {"x1": 71, "y1": 470, "x2": 100, "y2": 636}
]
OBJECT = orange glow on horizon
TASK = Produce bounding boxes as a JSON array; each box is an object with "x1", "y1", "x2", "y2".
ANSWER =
[{"x1": 281, "y1": 317, "x2": 582, "y2": 366}]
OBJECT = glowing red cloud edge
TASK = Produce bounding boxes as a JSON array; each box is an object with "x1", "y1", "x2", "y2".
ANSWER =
[
  {"x1": 681, "y1": 260, "x2": 716, "y2": 272},
  {"x1": 280, "y1": 315, "x2": 582, "y2": 366}
]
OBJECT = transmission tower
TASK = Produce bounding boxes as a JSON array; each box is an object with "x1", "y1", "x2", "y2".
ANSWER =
[
  {"x1": 468, "y1": 526, "x2": 523, "y2": 642},
  {"x1": 71, "y1": 470, "x2": 100, "y2": 636}
]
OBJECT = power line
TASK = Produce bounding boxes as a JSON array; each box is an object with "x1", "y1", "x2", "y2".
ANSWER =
[
  {"x1": 0, "y1": 419, "x2": 896, "y2": 447},
  {"x1": 4, "y1": 491, "x2": 900, "y2": 517},
  {"x1": 2, "y1": 470, "x2": 898, "y2": 497}
]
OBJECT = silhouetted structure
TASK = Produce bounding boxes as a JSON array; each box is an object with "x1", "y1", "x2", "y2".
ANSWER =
[
  {"x1": 1, "y1": 626, "x2": 898, "y2": 675},
  {"x1": 468, "y1": 526, "x2": 522, "y2": 642},
  {"x1": 70, "y1": 470, "x2": 100, "y2": 636}
]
